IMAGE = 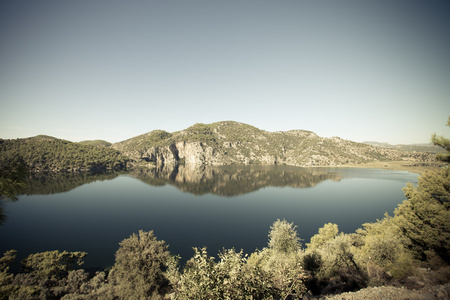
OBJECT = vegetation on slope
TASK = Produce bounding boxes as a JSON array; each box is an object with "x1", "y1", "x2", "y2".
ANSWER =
[
  {"x1": 0, "y1": 136, "x2": 129, "y2": 173},
  {"x1": 78, "y1": 140, "x2": 112, "y2": 148}
]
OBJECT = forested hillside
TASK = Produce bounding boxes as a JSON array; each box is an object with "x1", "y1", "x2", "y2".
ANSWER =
[{"x1": 0, "y1": 135, "x2": 129, "y2": 173}]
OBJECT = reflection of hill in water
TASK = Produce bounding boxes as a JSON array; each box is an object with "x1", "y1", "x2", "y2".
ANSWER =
[
  {"x1": 23, "y1": 172, "x2": 123, "y2": 195},
  {"x1": 19, "y1": 166, "x2": 341, "y2": 197},
  {"x1": 131, "y1": 165, "x2": 341, "y2": 197}
]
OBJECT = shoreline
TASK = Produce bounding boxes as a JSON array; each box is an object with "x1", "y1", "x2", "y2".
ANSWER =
[{"x1": 333, "y1": 160, "x2": 444, "y2": 175}]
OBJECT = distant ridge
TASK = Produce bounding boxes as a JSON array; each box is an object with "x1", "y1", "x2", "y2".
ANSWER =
[{"x1": 363, "y1": 141, "x2": 445, "y2": 154}]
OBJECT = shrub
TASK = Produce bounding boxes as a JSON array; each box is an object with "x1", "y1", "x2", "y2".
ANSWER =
[{"x1": 108, "y1": 230, "x2": 171, "y2": 299}]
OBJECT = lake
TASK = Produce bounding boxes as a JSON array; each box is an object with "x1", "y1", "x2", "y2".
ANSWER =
[{"x1": 0, "y1": 165, "x2": 418, "y2": 270}]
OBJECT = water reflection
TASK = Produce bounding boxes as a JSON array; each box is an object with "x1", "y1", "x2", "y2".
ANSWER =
[
  {"x1": 23, "y1": 172, "x2": 123, "y2": 195},
  {"x1": 131, "y1": 165, "x2": 342, "y2": 196},
  {"x1": 20, "y1": 166, "x2": 341, "y2": 197}
]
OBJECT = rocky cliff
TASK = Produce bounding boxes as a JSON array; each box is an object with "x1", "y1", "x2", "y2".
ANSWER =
[{"x1": 112, "y1": 121, "x2": 434, "y2": 168}]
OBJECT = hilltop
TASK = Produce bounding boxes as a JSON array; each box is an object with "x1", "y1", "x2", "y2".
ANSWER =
[{"x1": 112, "y1": 121, "x2": 434, "y2": 168}]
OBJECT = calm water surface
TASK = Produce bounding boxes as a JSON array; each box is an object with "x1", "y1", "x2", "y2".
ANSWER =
[{"x1": 0, "y1": 165, "x2": 418, "y2": 269}]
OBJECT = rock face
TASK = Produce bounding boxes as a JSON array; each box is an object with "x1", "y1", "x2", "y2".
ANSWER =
[{"x1": 112, "y1": 121, "x2": 435, "y2": 168}]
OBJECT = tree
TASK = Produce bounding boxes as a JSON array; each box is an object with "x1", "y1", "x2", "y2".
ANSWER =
[
  {"x1": 393, "y1": 169, "x2": 450, "y2": 265},
  {"x1": 0, "y1": 250, "x2": 17, "y2": 299},
  {"x1": 247, "y1": 220, "x2": 307, "y2": 299},
  {"x1": 108, "y1": 230, "x2": 171, "y2": 299},
  {"x1": 21, "y1": 250, "x2": 87, "y2": 281},
  {"x1": 431, "y1": 116, "x2": 450, "y2": 162},
  {"x1": 4, "y1": 250, "x2": 87, "y2": 300},
  {"x1": 306, "y1": 223, "x2": 339, "y2": 251},
  {"x1": 268, "y1": 219, "x2": 301, "y2": 254},
  {"x1": 356, "y1": 215, "x2": 414, "y2": 280},
  {"x1": 0, "y1": 156, "x2": 28, "y2": 201}
]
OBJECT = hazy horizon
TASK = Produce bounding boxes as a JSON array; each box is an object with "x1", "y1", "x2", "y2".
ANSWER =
[{"x1": 1, "y1": 1, "x2": 449, "y2": 145}]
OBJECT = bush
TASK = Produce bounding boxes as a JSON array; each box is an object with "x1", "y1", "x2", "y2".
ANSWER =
[
  {"x1": 268, "y1": 219, "x2": 302, "y2": 254},
  {"x1": 356, "y1": 215, "x2": 414, "y2": 280},
  {"x1": 108, "y1": 230, "x2": 171, "y2": 299}
]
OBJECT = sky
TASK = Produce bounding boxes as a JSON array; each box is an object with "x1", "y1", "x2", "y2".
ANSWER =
[{"x1": 0, "y1": 0, "x2": 449, "y2": 145}]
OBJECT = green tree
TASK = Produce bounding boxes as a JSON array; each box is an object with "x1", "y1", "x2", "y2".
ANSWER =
[
  {"x1": 21, "y1": 250, "x2": 87, "y2": 281},
  {"x1": 268, "y1": 219, "x2": 302, "y2": 254},
  {"x1": 431, "y1": 116, "x2": 450, "y2": 162},
  {"x1": 355, "y1": 215, "x2": 414, "y2": 280},
  {"x1": 0, "y1": 156, "x2": 28, "y2": 201},
  {"x1": 5, "y1": 250, "x2": 87, "y2": 300},
  {"x1": 108, "y1": 230, "x2": 171, "y2": 299},
  {"x1": 0, "y1": 250, "x2": 17, "y2": 300},
  {"x1": 248, "y1": 220, "x2": 307, "y2": 299},
  {"x1": 306, "y1": 223, "x2": 339, "y2": 251},
  {"x1": 393, "y1": 169, "x2": 450, "y2": 265},
  {"x1": 317, "y1": 233, "x2": 366, "y2": 290}
]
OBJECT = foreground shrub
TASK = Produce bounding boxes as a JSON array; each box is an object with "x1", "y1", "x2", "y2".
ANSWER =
[
  {"x1": 174, "y1": 247, "x2": 278, "y2": 299},
  {"x1": 108, "y1": 230, "x2": 171, "y2": 299},
  {"x1": 356, "y1": 215, "x2": 415, "y2": 281}
]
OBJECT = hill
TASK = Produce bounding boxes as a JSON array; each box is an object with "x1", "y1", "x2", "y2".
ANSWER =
[
  {"x1": 0, "y1": 136, "x2": 129, "y2": 173},
  {"x1": 113, "y1": 121, "x2": 434, "y2": 168}
]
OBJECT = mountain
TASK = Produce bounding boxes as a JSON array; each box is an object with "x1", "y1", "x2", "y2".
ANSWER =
[
  {"x1": 363, "y1": 141, "x2": 446, "y2": 154},
  {"x1": 112, "y1": 121, "x2": 434, "y2": 168}
]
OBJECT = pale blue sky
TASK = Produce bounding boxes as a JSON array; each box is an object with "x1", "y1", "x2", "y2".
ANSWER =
[{"x1": 1, "y1": 0, "x2": 449, "y2": 144}]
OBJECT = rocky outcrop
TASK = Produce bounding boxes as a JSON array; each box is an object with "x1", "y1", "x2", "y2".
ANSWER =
[{"x1": 112, "y1": 121, "x2": 436, "y2": 168}]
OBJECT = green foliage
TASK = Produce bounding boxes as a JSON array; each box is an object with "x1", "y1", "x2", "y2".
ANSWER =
[
  {"x1": 0, "y1": 136, "x2": 129, "y2": 173},
  {"x1": 355, "y1": 215, "x2": 414, "y2": 280},
  {"x1": 78, "y1": 140, "x2": 112, "y2": 147},
  {"x1": 0, "y1": 156, "x2": 29, "y2": 225},
  {"x1": 394, "y1": 169, "x2": 450, "y2": 264},
  {"x1": 306, "y1": 223, "x2": 339, "y2": 251},
  {"x1": 0, "y1": 156, "x2": 28, "y2": 201},
  {"x1": 21, "y1": 250, "x2": 87, "y2": 281},
  {"x1": 316, "y1": 233, "x2": 366, "y2": 290},
  {"x1": 431, "y1": 116, "x2": 450, "y2": 162},
  {"x1": 174, "y1": 247, "x2": 279, "y2": 300},
  {"x1": 247, "y1": 220, "x2": 308, "y2": 298},
  {"x1": 0, "y1": 250, "x2": 17, "y2": 299},
  {"x1": 2, "y1": 250, "x2": 87, "y2": 300},
  {"x1": 268, "y1": 219, "x2": 302, "y2": 254},
  {"x1": 108, "y1": 230, "x2": 171, "y2": 299}
]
